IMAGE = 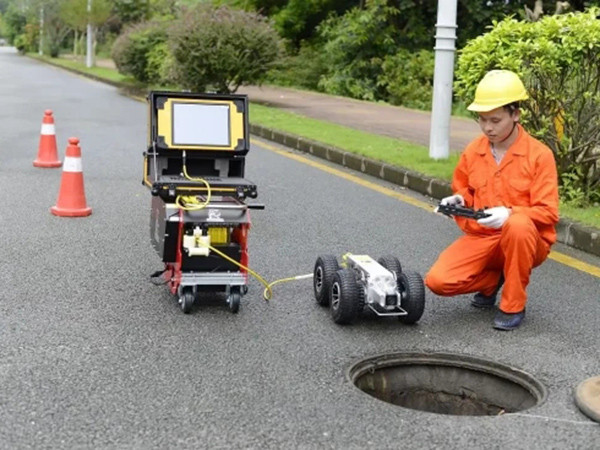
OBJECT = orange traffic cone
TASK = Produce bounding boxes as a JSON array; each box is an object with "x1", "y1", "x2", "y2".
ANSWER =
[
  {"x1": 50, "y1": 137, "x2": 92, "y2": 217},
  {"x1": 33, "y1": 110, "x2": 62, "y2": 168}
]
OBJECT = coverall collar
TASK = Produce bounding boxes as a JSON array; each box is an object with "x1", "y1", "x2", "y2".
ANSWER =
[{"x1": 476, "y1": 124, "x2": 526, "y2": 156}]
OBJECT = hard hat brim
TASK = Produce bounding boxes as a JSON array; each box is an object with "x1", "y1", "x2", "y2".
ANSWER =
[
  {"x1": 467, "y1": 102, "x2": 506, "y2": 112},
  {"x1": 467, "y1": 95, "x2": 528, "y2": 113}
]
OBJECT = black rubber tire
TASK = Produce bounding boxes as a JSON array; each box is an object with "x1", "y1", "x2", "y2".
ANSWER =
[
  {"x1": 377, "y1": 255, "x2": 403, "y2": 278},
  {"x1": 313, "y1": 255, "x2": 340, "y2": 306},
  {"x1": 397, "y1": 270, "x2": 425, "y2": 324},
  {"x1": 330, "y1": 269, "x2": 361, "y2": 325},
  {"x1": 229, "y1": 292, "x2": 241, "y2": 314},
  {"x1": 181, "y1": 290, "x2": 194, "y2": 314}
]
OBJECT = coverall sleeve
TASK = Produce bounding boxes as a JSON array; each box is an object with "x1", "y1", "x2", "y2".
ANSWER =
[
  {"x1": 512, "y1": 149, "x2": 559, "y2": 226},
  {"x1": 450, "y1": 152, "x2": 473, "y2": 232}
]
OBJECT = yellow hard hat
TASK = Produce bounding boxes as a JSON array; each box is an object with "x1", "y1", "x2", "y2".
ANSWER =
[{"x1": 467, "y1": 70, "x2": 528, "y2": 112}]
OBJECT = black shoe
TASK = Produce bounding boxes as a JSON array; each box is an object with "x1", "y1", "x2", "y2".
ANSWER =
[
  {"x1": 471, "y1": 292, "x2": 497, "y2": 308},
  {"x1": 471, "y1": 274, "x2": 505, "y2": 309},
  {"x1": 493, "y1": 309, "x2": 525, "y2": 331}
]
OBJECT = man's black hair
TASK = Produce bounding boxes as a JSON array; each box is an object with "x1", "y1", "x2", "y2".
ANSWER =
[{"x1": 503, "y1": 102, "x2": 520, "y2": 114}]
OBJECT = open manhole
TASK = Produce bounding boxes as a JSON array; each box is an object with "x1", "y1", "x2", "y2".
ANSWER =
[{"x1": 348, "y1": 352, "x2": 547, "y2": 416}]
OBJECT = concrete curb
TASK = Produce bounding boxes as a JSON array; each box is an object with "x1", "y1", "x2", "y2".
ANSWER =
[
  {"x1": 250, "y1": 123, "x2": 600, "y2": 258},
  {"x1": 28, "y1": 56, "x2": 600, "y2": 258}
]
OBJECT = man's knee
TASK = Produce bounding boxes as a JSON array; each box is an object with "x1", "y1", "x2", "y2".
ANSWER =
[
  {"x1": 425, "y1": 269, "x2": 446, "y2": 295},
  {"x1": 504, "y1": 212, "x2": 536, "y2": 236}
]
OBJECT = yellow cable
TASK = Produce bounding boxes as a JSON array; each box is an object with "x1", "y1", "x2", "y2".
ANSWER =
[
  {"x1": 176, "y1": 156, "x2": 313, "y2": 299},
  {"x1": 207, "y1": 244, "x2": 272, "y2": 300},
  {"x1": 175, "y1": 158, "x2": 212, "y2": 211},
  {"x1": 207, "y1": 244, "x2": 312, "y2": 301},
  {"x1": 176, "y1": 195, "x2": 210, "y2": 211},
  {"x1": 263, "y1": 274, "x2": 313, "y2": 300}
]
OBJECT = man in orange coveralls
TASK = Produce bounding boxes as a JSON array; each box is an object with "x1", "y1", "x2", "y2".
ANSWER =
[{"x1": 425, "y1": 70, "x2": 559, "y2": 330}]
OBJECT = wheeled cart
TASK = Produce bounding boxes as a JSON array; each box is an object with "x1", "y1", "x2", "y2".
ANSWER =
[{"x1": 144, "y1": 91, "x2": 263, "y2": 313}]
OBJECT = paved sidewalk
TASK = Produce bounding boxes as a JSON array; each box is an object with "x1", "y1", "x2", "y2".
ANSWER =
[{"x1": 238, "y1": 85, "x2": 481, "y2": 152}]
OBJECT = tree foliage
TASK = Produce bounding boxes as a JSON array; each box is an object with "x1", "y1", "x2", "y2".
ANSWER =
[
  {"x1": 317, "y1": 0, "x2": 400, "y2": 100},
  {"x1": 112, "y1": 0, "x2": 150, "y2": 25},
  {"x1": 455, "y1": 10, "x2": 600, "y2": 205},
  {"x1": 272, "y1": 0, "x2": 355, "y2": 46},
  {"x1": 378, "y1": 48, "x2": 434, "y2": 109},
  {"x1": 60, "y1": 0, "x2": 111, "y2": 31},
  {"x1": 2, "y1": 2, "x2": 27, "y2": 43}
]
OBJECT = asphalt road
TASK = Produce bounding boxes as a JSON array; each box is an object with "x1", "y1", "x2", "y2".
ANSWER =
[{"x1": 1, "y1": 47, "x2": 599, "y2": 449}]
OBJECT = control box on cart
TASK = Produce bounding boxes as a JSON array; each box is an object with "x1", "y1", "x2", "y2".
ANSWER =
[{"x1": 144, "y1": 91, "x2": 262, "y2": 313}]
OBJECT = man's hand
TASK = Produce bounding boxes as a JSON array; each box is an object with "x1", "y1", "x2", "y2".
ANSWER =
[
  {"x1": 440, "y1": 194, "x2": 464, "y2": 206},
  {"x1": 477, "y1": 206, "x2": 511, "y2": 228}
]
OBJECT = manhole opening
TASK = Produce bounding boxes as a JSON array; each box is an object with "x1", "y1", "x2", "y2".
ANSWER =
[{"x1": 348, "y1": 353, "x2": 547, "y2": 416}]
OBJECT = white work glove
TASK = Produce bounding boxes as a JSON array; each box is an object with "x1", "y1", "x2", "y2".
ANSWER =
[
  {"x1": 435, "y1": 194, "x2": 465, "y2": 214},
  {"x1": 477, "y1": 206, "x2": 511, "y2": 229},
  {"x1": 440, "y1": 194, "x2": 464, "y2": 206}
]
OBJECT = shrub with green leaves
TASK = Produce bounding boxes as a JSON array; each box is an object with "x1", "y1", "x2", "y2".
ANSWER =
[
  {"x1": 13, "y1": 33, "x2": 27, "y2": 54},
  {"x1": 111, "y1": 20, "x2": 167, "y2": 84},
  {"x1": 455, "y1": 9, "x2": 600, "y2": 206},
  {"x1": 266, "y1": 42, "x2": 328, "y2": 90},
  {"x1": 167, "y1": 4, "x2": 283, "y2": 94},
  {"x1": 17, "y1": 23, "x2": 40, "y2": 54},
  {"x1": 378, "y1": 48, "x2": 434, "y2": 110},
  {"x1": 145, "y1": 41, "x2": 173, "y2": 86}
]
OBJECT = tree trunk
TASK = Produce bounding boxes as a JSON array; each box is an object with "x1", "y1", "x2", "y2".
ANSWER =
[{"x1": 524, "y1": 0, "x2": 544, "y2": 21}]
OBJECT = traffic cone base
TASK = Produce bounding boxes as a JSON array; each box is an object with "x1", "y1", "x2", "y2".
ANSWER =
[
  {"x1": 34, "y1": 160, "x2": 62, "y2": 168},
  {"x1": 50, "y1": 204, "x2": 92, "y2": 217},
  {"x1": 34, "y1": 110, "x2": 62, "y2": 168},
  {"x1": 51, "y1": 137, "x2": 92, "y2": 217}
]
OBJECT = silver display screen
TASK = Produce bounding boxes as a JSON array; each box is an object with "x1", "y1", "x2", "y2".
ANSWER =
[{"x1": 172, "y1": 102, "x2": 230, "y2": 147}]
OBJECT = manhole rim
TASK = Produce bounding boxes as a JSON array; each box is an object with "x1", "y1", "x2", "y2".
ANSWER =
[{"x1": 346, "y1": 351, "x2": 548, "y2": 411}]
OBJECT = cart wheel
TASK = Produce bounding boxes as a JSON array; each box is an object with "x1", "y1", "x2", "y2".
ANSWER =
[
  {"x1": 314, "y1": 255, "x2": 339, "y2": 306},
  {"x1": 229, "y1": 292, "x2": 241, "y2": 314},
  {"x1": 397, "y1": 270, "x2": 425, "y2": 324},
  {"x1": 330, "y1": 269, "x2": 361, "y2": 325},
  {"x1": 180, "y1": 290, "x2": 194, "y2": 314},
  {"x1": 377, "y1": 255, "x2": 403, "y2": 278}
]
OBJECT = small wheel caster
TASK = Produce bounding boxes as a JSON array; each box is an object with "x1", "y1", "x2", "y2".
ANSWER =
[
  {"x1": 180, "y1": 290, "x2": 194, "y2": 314},
  {"x1": 228, "y1": 292, "x2": 241, "y2": 314}
]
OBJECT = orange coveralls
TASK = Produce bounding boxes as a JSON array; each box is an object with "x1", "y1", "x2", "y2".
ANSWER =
[{"x1": 425, "y1": 125, "x2": 559, "y2": 313}]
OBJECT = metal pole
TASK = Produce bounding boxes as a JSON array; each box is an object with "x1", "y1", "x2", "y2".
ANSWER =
[
  {"x1": 429, "y1": 0, "x2": 458, "y2": 160},
  {"x1": 86, "y1": 0, "x2": 93, "y2": 68},
  {"x1": 38, "y1": 7, "x2": 43, "y2": 55}
]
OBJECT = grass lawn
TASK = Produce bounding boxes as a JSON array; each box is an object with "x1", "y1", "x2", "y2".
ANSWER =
[
  {"x1": 33, "y1": 54, "x2": 133, "y2": 84},
  {"x1": 249, "y1": 103, "x2": 460, "y2": 180},
  {"x1": 30, "y1": 53, "x2": 600, "y2": 230}
]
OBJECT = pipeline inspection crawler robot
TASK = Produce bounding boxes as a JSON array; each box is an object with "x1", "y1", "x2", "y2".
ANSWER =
[{"x1": 313, "y1": 253, "x2": 425, "y2": 325}]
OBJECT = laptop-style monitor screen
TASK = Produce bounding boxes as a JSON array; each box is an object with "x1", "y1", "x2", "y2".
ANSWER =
[
  {"x1": 172, "y1": 102, "x2": 230, "y2": 147},
  {"x1": 153, "y1": 94, "x2": 247, "y2": 152}
]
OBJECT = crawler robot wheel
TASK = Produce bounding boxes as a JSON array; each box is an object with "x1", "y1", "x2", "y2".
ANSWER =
[
  {"x1": 180, "y1": 289, "x2": 195, "y2": 314},
  {"x1": 330, "y1": 269, "x2": 361, "y2": 325},
  {"x1": 397, "y1": 270, "x2": 425, "y2": 324},
  {"x1": 313, "y1": 255, "x2": 340, "y2": 307},
  {"x1": 228, "y1": 289, "x2": 241, "y2": 314},
  {"x1": 377, "y1": 255, "x2": 403, "y2": 277}
]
